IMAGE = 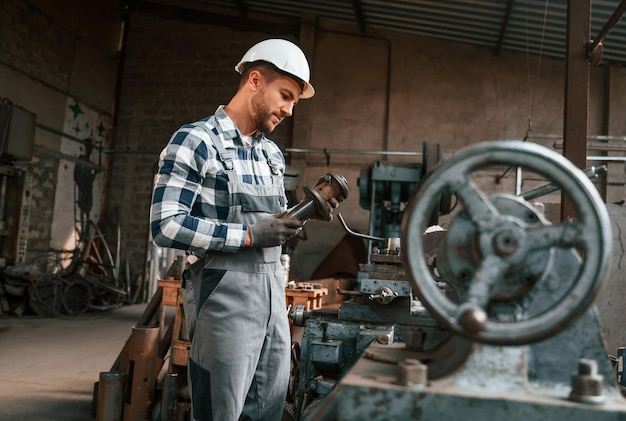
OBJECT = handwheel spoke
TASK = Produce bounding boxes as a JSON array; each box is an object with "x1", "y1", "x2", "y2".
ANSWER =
[
  {"x1": 465, "y1": 255, "x2": 510, "y2": 308},
  {"x1": 448, "y1": 174, "x2": 499, "y2": 227},
  {"x1": 455, "y1": 255, "x2": 509, "y2": 334},
  {"x1": 525, "y1": 222, "x2": 585, "y2": 251}
]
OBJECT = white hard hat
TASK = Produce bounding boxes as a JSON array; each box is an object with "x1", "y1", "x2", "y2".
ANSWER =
[{"x1": 235, "y1": 39, "x2": 315, "y2": 99}]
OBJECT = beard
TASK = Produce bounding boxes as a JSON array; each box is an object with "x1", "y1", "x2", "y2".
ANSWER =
[{"x1": 251, "y1": 88, "x2": 280, "y2": 133}]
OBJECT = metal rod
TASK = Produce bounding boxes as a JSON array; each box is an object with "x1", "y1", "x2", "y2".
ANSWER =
[
  {"x1": 0, "y1": 174, "x2": 6, "y2": 230},
  {"x1": 35, "y1": 122, "x2": 161, "y2": 155},
  {"x1": 286, "y1": 147, "x2": 423, "y2": 156},
  {"x1": 520, "y1": 165, "x2": 607, "y2": 201},
  {"x1": 534, "y1": 134, "x2": 626, "y2": 141},
  {"x1": 554, "y1": 142, "x2": 626, "y2": 152},
  {"x1": 587, "y1": 156, "x2": 626, "y2": 162},
  {"x1": 337, "y1": 213, "x2": 386, "y2": 242}
]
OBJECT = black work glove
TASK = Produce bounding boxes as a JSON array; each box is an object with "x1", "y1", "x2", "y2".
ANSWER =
[{"x1": 249, "y1": 213, "x2": 303, "y2": 248}]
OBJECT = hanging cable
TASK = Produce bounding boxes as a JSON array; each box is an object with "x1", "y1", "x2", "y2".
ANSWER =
[
  {"x1": 525, "y1": 0, "x2": 550, "y2": 141},
  {"x1": 497, "y1": 0, "x2": 551, "y2": 184}
]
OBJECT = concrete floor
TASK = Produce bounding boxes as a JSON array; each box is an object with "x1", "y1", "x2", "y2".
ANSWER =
[{"x1": 0, "y1": 304, "x2": 147, "y2": 421}]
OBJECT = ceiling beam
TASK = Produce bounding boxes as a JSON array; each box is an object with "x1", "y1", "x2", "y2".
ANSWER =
[
  {"x1": 125, "y1": 0, "x2": 299, "y2": 35},
  {"x1": 587, "y1": 0, "x2": 626, "y2": 58},
  {"x1": 493, "y1": 0, "x2": 514, "y2": 58},
  {"x1": 351, "y1": 0, "x2": 366, "y2": 32},
  {"x1": 561, "y1": 0, "x2": 591, "y2": 220},
  {"x1": 230, "y1": 0, "x2": 248, "y2": 18}
]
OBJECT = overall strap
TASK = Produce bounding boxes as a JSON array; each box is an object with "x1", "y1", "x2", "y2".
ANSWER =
[{"x1": 208, "y1": 128, "x2": 236, "y2": 174}]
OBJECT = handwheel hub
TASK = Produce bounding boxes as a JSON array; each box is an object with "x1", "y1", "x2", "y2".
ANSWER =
[
  {"x1": 492, "y1": 229, "x2": 519, "y2": 256},
  {"x1": 438, "y1": 194, "x2": 550, "y2": 302}
]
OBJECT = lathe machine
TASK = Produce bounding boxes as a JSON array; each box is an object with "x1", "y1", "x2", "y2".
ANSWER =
[{"x1": 286, "y1": 140, "x2": 624, "y2": 420}]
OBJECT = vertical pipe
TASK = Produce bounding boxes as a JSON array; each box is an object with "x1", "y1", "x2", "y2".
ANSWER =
[
  {"x1": 160, "y1": 372, "x2": 178, "y2": 421},
  {"x1": 0, "y1": 173, "x2": 7, "y2": 255},
  {"x1": 96, "y1": 372, "x2": 124, "y2": 421},
  {"x1": 149, "y1": 242, "x2": 160, "y2": 299},
  {"x1": 123, "y1": 326, "x2": 160, "y2": 421},
  {"x1": 175, "y1": 402, "x2": 190, "y2": 421},
  {"x1": 599, "y1": 65, "x2": 610, "y2": 201},
  {"x1": 0, "y1": 174, "x2": 7, "y2": 229},
  {"x1": 617, "y1": 347, "x2": 626, "y2": 387}
]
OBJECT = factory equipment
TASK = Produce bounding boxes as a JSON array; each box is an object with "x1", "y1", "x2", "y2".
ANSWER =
[
  {"x1": 286, "y1": 143, "x2": 449, "y2": 420},
  {"x1": 287, "y1": 140, "x2": 625, "y2": 420},
  {"x1": 356, "y1": 143, "x2": 443, "y2": 257}
]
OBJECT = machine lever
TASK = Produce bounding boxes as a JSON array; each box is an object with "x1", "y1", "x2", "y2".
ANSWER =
[
  {"x1": 337, "y1": 288, "x2": 363, "y2": 297},
  {"x1": 337, "y1": 213, "x2": 386, "y2": 242}
]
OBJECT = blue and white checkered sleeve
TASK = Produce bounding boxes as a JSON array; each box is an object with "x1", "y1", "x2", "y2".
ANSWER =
[{"x1": 149, "y1": 126, "x2": 247, "y2": 254}]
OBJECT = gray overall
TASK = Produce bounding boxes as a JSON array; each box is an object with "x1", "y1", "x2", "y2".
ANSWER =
[{"x1": 182, "y1": 132, "x2": 290, "y2": 421}]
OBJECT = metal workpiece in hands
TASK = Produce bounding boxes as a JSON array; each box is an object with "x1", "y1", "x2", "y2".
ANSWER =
[
  {"x1": 286, "y1": 173, "x2": 349, "y2": 222},
  {"x1": 249, "y1": 213, "x2": 303, "y2": 247}
]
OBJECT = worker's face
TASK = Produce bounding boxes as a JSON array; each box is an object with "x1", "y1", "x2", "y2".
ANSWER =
[{"x1": 251, "y1": 73, "x2": 301, "y2": 133}]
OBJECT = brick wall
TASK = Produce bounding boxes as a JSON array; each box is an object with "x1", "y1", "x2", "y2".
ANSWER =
[
  {"x1": 1, "y1": 0, "x2": 74, "y2": 260},
  {"x1": 0, "y1": 0, "x2": 74, "y2": 91},
  {"x1": 1, "y1": 0, "x2": 118, "y2": 267}
]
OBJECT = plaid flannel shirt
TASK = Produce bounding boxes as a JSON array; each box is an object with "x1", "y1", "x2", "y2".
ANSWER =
[{"x1": 150, "y1": 106, "x2": 287, "y2": 255}]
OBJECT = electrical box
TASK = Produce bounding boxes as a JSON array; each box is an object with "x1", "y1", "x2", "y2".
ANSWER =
[{"x1": 0, "y1": 101, "x2": 36, "y2": 163}]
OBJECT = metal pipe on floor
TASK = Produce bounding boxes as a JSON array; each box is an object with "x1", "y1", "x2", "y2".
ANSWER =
[
  {"x1": 160, "y1": 372, "x2": 178, "y2": 421},
  {"x1": 175, "y1": 401, "x2": 190, "y2": 421},
  {"x1": 123, "y1": 325, "x2": 160, "y2": 421},
  {"x1": 96, "y1": 371, "x2": 124, "y2": 421}
]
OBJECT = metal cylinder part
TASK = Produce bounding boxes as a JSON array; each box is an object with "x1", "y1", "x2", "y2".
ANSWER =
[
  {"x1": 289, "y1": 304, "x2": 307, "y2": 327},
  {"x1": 123, "y1": 325, "x2": 160, "y2": 421},
  {"x1": 175, "y1": 401, "x2": 190, "y2": 421},
  {"x1": 286, "y1": 173, "x2": 349, "y2": 221},
  {"x1": 405, "y1": 328, "x2": 427, "y2": 351},
  {"x1": 0, "y1": 174, "x2": 7, "y2": 230},
  {"x1": 396, "y1": 358, "x2": 427, "y2": 387},
  {"x1": 160, "y1": 372, "x2": 178, "y2": 421},
  {"x1": 569, "y1": 359, "x2": 605, "y2": 405},
  {"x1": 618, "y1": 347, "x2": 626, "y2": 388},
  {"x1": 96, "y1": 371, "x2": 124, "y2": 421}
]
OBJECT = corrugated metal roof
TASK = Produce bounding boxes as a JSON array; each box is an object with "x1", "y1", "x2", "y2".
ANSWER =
[{"x1": 178, "y1": 0, "x2": 626, "y2": 65}]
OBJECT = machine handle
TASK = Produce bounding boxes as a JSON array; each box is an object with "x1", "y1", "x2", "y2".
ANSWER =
[{"x1": 337, "y1": 213, "x2": 386, "y2": 242}]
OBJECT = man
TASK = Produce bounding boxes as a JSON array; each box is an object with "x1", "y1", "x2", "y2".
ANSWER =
[{"x1": 150, "y1": 39, "x2": 329, "y2": 421}]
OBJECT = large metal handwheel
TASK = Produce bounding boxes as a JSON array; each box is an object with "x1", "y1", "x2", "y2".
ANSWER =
[{"x1": 402, "y1": 140, "x2": 612, "y2": 345}]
